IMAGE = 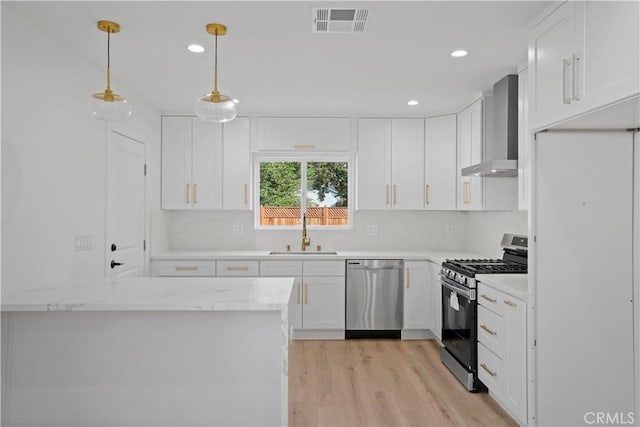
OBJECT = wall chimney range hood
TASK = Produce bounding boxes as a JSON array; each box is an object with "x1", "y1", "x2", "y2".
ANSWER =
[{"x1": 462, "y1": 74, "x2": 518, "y2": 177}]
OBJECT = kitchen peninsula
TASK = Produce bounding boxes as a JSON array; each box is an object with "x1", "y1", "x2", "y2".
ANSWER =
[{"x1": 1, "y1": 277, "x2": 294, "y2": 427}]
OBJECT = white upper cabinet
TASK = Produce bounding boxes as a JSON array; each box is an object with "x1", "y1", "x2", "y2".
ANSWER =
[
  {"x1": 518, "y1": 68, "x2": 530, "y2": 211},
  {"x1": 162, "y1": 116, "x2": 251, "y2": 210},
  {"x1": 424, "y1": 115, "x2": 457, "y2": 210},
  {"x1": 357, "y1": 118, "x2": 425, "y2": 210},
  {"x1": 222, "y1": 117, "x2": 251, "y2": 210},
  {"x1": 161, "y1": 116, "x2": 222, "y2": 210},
  {"x1": 255, "y1": 117, "x2": 352, "y2": 151},
  {"x1": 391, "y1": 119, "x2": 426, "y2": 210},
  {"x1": 529, "y1": 1, "x2": 639, "y2": 130},
  {"x1": 457, "y1": 100, "x2": 483, "y2": 210}
]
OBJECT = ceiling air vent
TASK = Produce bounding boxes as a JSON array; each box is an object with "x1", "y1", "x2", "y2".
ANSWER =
[{"x1": 312, "y1": 8, "x2": 369, "y2": 33}]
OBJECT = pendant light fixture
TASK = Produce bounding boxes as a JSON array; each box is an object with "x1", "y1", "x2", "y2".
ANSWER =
[
  {"x1": 88, "y1": 20, "x2": 132, "y2": 121},
  {"x1": 195, "y1": 23, "x2": 237, "y2": 123}
]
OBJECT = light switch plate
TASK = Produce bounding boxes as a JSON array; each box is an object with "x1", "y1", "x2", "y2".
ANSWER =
[
  {"x1": 232, "y1": 225, "x2": 244, "y2": 236},
  {"x1": 74, "y1": 235, "x2": 92, "y2": 251},
  {"x1": 446, "y1": 226, "x2": 454, "y2": 237}
]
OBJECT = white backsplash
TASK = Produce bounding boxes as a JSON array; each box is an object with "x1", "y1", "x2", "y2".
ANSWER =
[
  {"x1": 154, "y1": 209, "x2": 528, "y2": 256},
  {"x1": 466, "y1": 210, "x2": 528, "y2": 258},
  {"x1": 156, "y1": 210, "x2": 469, "y2": 252}
]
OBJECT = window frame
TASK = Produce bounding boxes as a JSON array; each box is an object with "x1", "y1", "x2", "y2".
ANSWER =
[{"x1": 253, "y1": 152, "x2": 354, "y2": 231}]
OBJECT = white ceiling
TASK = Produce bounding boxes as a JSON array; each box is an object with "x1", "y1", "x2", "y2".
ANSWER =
[{"x1": 6, "y1": 1, "x2": 553, "y2": 117}]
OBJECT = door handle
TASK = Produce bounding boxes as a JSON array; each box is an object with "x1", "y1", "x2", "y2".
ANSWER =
[
  {"x1": 110, "y1": 260, "x2": 124, "y2": 269},
  {"x1": 193, "y1": 183, "x2": 198, "y2": 205},
  {"x1": 562, "y1": 58, "x2": 572, "y2": 104},
  {"x1": 425, "y1": 184, "x2": 430, "y2": 205},
  {"x1": 393, "y1": 185, "x2": 397, "y2": 206},
  {"x1": 572, "y1": 53, "x2": 581, "y2": 101},
  {"x1": 186, "y1": 183, "x2": 190, "y2": 204},
  {"x1": 386, "y1": 185, "x2": 390, "y2": 205},
  {"x1": 406, "y1": 267, "x2": 410, "y2": 289}
]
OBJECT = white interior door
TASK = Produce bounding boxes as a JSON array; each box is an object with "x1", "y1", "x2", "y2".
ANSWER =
[{"x1": 106, "y1": 129, "x2": 146, "y2": 278}]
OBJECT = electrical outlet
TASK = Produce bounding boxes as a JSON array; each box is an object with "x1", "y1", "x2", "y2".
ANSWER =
[
  {"x1": 231, "y1": 224, "x2": 244, "y2": 236},
  {"x1": 446, "y1": 226, "x2": 454, "y2": 238},
  {"x1": 367, "y1": 224, "x2": 378, "y2": 237},
  {"x1": 74, "y1": 235, "x2": 92, "y2": 251}
]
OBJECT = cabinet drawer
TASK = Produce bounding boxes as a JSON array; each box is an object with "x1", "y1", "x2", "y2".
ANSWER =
[
  {"x1": 477, "y1": 284, "x2": 505, "y2": 316},
  {"x1": 255, "y1": 117, "x2": 352, "y2": 152},
  {"x1": 478, "y1": 342, "x2": 504, "y2": 395},
  {"x1": 478, "y1": 305, "x2": 505, "y2": 357},
  {"x1": 217, "y1": 260, "x2": 259, "y2": 276},
  {"x1": 151, "y1": 260, "x2": 215, "y2": 277},
  {"x1": 303, "y1": 260, "x2": 345, "y2": 276},
  {"x1": 260, "y1": 260, "x2": 303, "y2": 277}
]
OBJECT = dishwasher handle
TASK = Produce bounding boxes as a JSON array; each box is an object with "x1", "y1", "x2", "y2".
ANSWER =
[{"x1": 347, "y1": 265, "x2": 403, "y2": 270}]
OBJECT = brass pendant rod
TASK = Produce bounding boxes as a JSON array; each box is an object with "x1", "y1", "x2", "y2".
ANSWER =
[
  {"x1": 213, "y1": 31, "x2": 219, "y2": 96},
  {"x1": 106, "y1": 31, "x2": 112, "y2": 93}
]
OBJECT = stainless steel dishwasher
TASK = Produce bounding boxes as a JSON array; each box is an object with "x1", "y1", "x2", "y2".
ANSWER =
[{"x1": 346, "y1": 259, "x2": 403, "y2": 339}]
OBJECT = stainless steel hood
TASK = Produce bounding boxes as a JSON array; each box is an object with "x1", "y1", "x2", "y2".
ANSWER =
[{"x1": 462, "y1": 74, "x2": 518, "y2": 177}]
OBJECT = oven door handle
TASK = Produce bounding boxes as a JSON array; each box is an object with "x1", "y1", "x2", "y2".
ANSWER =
[{"x1": 441, "y1": 279, "x2": 472, "y2": 300}]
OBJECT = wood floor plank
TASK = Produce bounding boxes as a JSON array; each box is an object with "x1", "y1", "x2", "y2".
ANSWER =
[{"x1": 289, "y1": 339, "x2": 518, "y2": 427}]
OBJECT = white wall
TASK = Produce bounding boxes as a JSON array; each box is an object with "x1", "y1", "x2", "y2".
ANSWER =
[
  {"x1": 1, "y1": 7, "x2": 161, "y2": 293},
  {"x1": 466, "y1": 210, "x2": 528, "y2": 257},
  {"x1": 159, "y1": 210, "x2": 469, "y2": 252}
]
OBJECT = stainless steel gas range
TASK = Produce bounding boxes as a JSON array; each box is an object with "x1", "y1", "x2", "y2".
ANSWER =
[{"x1": 440, "y1": 233, "x2": 528, "y2": 392}]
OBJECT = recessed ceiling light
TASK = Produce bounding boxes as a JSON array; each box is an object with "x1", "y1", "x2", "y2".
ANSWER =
[
  {"x1": 232, "y1": 99, "x2": 240, "y2": 104},
  {"x1": 451, "y1": 50, "x2": 468, "y2": 58},
  {"x1": 407, "y1": 100, "x2": 419, "y2": 106},
  {"x1": 188, "y1": 44, "x2": 205, "y2": 53}
]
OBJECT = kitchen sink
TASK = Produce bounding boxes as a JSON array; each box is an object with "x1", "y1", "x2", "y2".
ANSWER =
[{"x1": 269, "y1": 251, "x2": 338, "y2": 255}]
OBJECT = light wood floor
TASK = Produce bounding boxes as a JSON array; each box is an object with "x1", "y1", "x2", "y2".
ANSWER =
[{"x1": 288, "y1": 339, "x2": 517, "y2": 427}]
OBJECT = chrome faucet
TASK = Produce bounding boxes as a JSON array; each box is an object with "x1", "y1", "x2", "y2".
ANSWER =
[{"x1": 301, "y1": 213, "x2": 311, "y2": 251}]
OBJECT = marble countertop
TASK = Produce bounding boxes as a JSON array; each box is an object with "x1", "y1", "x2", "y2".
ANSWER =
[
  {"x1": 151, "y1": 250, "x2": 482, "y2": 265},
  {"x1": 475, "y1": 274, "x2": 529, "y2": 300},
  {"x1": 1, "y1": 277, "x2": 295, "y2": 312}
]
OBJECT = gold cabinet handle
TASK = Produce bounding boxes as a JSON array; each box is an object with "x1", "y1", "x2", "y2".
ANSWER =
[
  {"x1": 244, "y1": 184, "x2": 248, "y2": 205},
  {"x1": 294, "y1": 144, "x2": 315, "y2": 149},
  {"x1": 480, "y1": 294, "x2": 497, "y2": 303},
  {"x1": 480, "y1": 324, "x2": 497, "y2": 336},
  {"x1": 481, "y1": 363, "x2": 497, "y2": 377},
  {"x1": 463, "y1": 182, "x2": 470, "y2": 204},
  {"x1": 504, "y1": 300, "x2": 517, "y2": 307},
  {"x1": 386, "y1": 185, "x2": 390, "y2": 205},
  {"x1": 393, "y1": 185, "x2": 397, "y2": 206},
  {"x1": 226, "y1": 266, "x2": 249, "y2": 271},
  {"x1": 304, "y1": 283, "x2": 308, "y2": 305},
  {"x1": 406, "y1": 267, "x2": 410, "y2": 289},
  {"x1": 296, "y1": 282, "x2": 300, "y2": 305},
  {"x1": 193, "y1": 183, "x2": 198, "y2": 204},
  {"x1": 175, "y1": 266, "x2": 198, "y2": 271},
  {"x1": 572, "y1": 54, "x2": 581, "y2": 101},
  {"x1": 186, "y1": 183, "x2": 190, "y2": 204},
  {"x1": 425, "y1": 184, "x2": 430, "y2": 205}
]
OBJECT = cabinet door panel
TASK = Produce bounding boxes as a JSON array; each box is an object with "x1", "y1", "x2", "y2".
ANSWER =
[
  {"x1": 391, "y1": 119, "x2": 425, "y2": 210},
  {"x1": 256, "y1": 117, "x2": 351, "y2": 151},
  {"x1": 580, "y1": 1, "x2": 639, "y2": 111},
  {"x1": 357, "y1": 119, "x2": 391, "y2": 210},
  {"x1": 161, "y1": 117, "x2": 191, "y2": 209},
  {"x1": 529, "y1": 2, "x2": 577, "y2": 129},
  {"x1": 222, "y1": 117, "x2": 251, "y2": 210},
  {"x1": 191, "y1": 120, "x2": 222, "y2": 209},
  {"x1": 403, "y1": 261, "x2": 430, "y2": 330},
  {"x1": 425, "y1": 115, "x2": 457, "y2": 210},
  {"x1": 303, "y1": 276, "x2": 345, "y2": 330},
  {"x1": 430, "y1": 263, "x2": 442, "y2": 341},
  {"x1": 289, "y1": 279, "x2": 304, "y2": 330},
  {"x1": 502, "y1": 294, "x2": 527, "y2": 423},
  {"x1": 534, "y1": 131, "x2": 634, "y2": 425}
]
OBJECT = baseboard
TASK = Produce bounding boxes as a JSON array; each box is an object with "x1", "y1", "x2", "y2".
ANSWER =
[
  {"x1": 401, "y1": 329, "x2": 435, "y2": 340},
  {"x1": 292, "y1": 329, "x2": 345, "y2": 340}
]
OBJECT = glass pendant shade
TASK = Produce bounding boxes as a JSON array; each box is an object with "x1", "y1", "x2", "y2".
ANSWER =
[
  {"x1": 195, "y1": 93, "x2": 237, "y2": 123},
  {"x1": 88, "y1": 92, "x2": 132, "y2": 121},
  {"x1": 89, "y1": 20, "x2": 131, "y2": 121},
  {"x1": 195, "y1": 23, "x2": 237, "y2": 123}
]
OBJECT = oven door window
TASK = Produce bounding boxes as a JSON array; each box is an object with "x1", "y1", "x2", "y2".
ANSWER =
[{"x1": 441, "y1": 282, "x2": 475, "y2": 370}]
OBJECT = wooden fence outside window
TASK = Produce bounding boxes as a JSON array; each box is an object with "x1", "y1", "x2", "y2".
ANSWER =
[{"x1": 259, "y1": 206, "x2": 348, "y2": 226}]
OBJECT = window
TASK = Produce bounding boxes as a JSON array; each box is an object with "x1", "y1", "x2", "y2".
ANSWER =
[{"x1": 256, "y1": 157, "x2": 351, "y2": 229}]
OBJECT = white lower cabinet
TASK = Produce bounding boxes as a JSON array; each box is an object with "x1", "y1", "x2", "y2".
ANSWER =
[
  {"x1": 216, "y1": 260, "x2": 260, "y2": 277},
  {"x1": 151, "y1": 260, "x2": 216, "y2": 277},
  {"x1": 477, "y1": 283, "x2": 527, "y2": 424},
  {"x1": 301, "y1": 261, "x2": 345, "y2": 330},
  {"x1": 261, "y1": 259, "x2": 345, "y2": 333},
  {"x1": 403, "y1": 261, "x2": 430, "y2": 330}
]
